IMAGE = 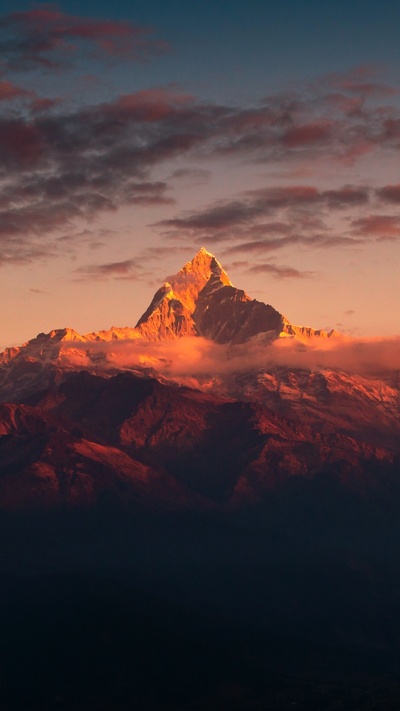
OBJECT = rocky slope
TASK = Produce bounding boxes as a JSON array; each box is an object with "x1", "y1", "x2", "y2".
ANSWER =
[{"x1": 0, "y1": 369, "x2": 397, "y2": 511}]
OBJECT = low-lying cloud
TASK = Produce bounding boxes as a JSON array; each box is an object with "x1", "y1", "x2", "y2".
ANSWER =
[
  {"x1": 63, "y1": 333, "x2": 400, "y2": 381},
  {"x1": 74, "y1": 258, "x2": 141, "y2": 281}
]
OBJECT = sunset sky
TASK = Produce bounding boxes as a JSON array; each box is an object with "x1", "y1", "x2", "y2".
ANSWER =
[{"x1": 0, "y1": 0, "x2": 399, "y2": 350}]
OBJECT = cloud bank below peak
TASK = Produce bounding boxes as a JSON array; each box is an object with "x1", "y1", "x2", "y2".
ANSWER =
[{"x1": 60, "y1": 333, "x2": 400, "y2": 382}]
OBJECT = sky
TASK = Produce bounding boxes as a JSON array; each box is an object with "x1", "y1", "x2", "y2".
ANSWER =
[{"x1": 0, "y1": 0, "x2": 399, "y2": 349}]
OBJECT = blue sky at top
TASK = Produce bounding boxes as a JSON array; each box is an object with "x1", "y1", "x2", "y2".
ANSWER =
[{"x1": 3, "y1": 0, "x2": 400, "y2": 102}]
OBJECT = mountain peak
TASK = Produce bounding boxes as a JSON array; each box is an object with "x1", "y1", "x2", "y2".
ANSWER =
[
  {"x1": 134, "y1": 249, "x2": 285, "y2": 343},
  {"x1": 134, "y1": 248, "x2": 235, "y2": 340},
  {"x1": 197, "y1": 246, "x2": 213, "y2": 256},
  {"x1": 134, "y1": 249, "x2": 336, "y2": 345},
  {"x1": 181, "y1": 246, "x2": 226, "y2": 271},
  {"x1": 1, "y1": 251, "x2": 333, "y2": 362},
  {"x1": 168, "y1": 248, "x2": 232, "y2": 312}
]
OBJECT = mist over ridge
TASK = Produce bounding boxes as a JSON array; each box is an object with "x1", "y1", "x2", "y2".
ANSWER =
[{"x1": 51, "y1": 331, "x2": 400, "y2": 379}]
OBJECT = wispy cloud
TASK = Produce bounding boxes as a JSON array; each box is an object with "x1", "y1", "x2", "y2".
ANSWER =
[
  {"x1": 246, "y1": 263, "x2": 315, "y2": 279},
  {"x1": 281, "y1": 120, "x2": 334, "y2": 148},
  {"x1": 0, "y1": 79, "x2": 33, "y2": 100},
  {"x1": 154, "y1": 184, "x2": 372, "y2": 250},
  {"x1": 61, "y1": 333, "x2": 400, "y2": 380},
  {"x1": 376, "y1": 183, "x2": 400, "y2": 204},
  {"x1": 318, "y1": 65, "x2": 399, "y2": 100},
  {"x1": 351, "y1": 214, "x2": 400, "y2": 238},
  {"x1": 223, "y1": 234, "x2": 361, "y2": 257},
  {"x1": 157, "y1": 184, "x2": 370, "y2": 230},
  {"x1": 0, "y1": 4, "x2": 169, "y2": 71},
  {"x1": 169, "y1": 168, "x2": 211, "y2": 185},
  {"x1": 29, "y1": 287, "x2": 48, "y2": 294},
  {"x1": 74, "y1": 258, "x2": 141, "y2": 281}
]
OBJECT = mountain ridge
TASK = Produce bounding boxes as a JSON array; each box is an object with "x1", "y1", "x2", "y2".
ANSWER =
[
  {"x1": 0, "y1": 247, "x2": 336, "y2": 366},
  {"x1": 0, "y1": 248, "x2": 398, "y2": 487},
  {"x1": 0, "y1": 369, "x2": 397, "y2": 512},
  {"x1": 0, "y1": 249, "x2": 398, "y2": 443}
]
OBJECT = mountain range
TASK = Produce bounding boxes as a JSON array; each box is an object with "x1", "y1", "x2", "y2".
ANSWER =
[
  {"x1": 2, "y1": 249, "x2": 400, "y2": 711},
  {"x1": 0, "y1": 248, "x2": 398, "y2": 511}
]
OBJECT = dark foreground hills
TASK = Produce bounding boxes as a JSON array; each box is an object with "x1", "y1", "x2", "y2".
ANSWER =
[
  {"x1": 0, "y1": 368, "x2": 398, "y2": 510},
  {"x1": 1, "y1": 249, "x2": 400, "y2": 709}
]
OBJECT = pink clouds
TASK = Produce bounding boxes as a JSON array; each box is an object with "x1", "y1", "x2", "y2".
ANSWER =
[
  {"x1": 0, "y1": 4, "x2": 168, "y2": 70},
  {"x1": 351, "y1": 215, "x2": 400, "y2": 237},
  {"x1": 247, "y1": 263, "x2": 314, "y2": 279},
  {"x1": 377, "y1": 184, "x2": 400, "y2": 204},
  {"x1": 110, "y1": 89, "x2": 195, "y2": 122},
  {"x1": 383, "y1": 118, "x2": 400, "y2": 142},
  {"x1": 320, "y1": 65, "x2": 398, "y2": 98},
  {"x1": 155, "y1": 183, "x2": 371, "y2": 248},
  {"x1": 74, "y1": 259, "x2": 141, "y2": 281},
  {"x1": 0, "y1": 120, "x2": 43, "y2": 168},
  {"x1": 0, "y1": 80, "x2": 32, "y2": 101},
  {"x1": 9, "y1": 8, "x2": 65, "y2": 24},
  {"x1": 0, "y1": 4, "x2": 398, "y2": 278},
  {"x1": 281, "y1": 121, "x2": 334, "y2": 148},
  {"x1": 59, "y1": 334, "x2": 400, "y2": 381}
]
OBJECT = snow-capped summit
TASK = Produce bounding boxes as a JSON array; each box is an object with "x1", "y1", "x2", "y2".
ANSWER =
[
  {"x1": 135, "y1": 247, "x2": 331, "y2": 344},
  {"x1": 135, "y1": 248, "x2": 236, "y2": 341},
  {"x1": 168, "y1": 247, "x2": 232, "y2": 312}
]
